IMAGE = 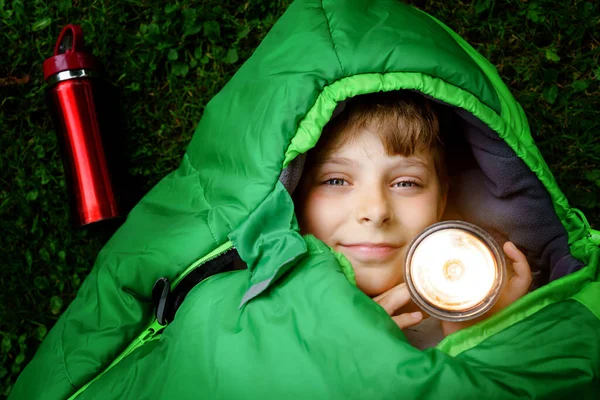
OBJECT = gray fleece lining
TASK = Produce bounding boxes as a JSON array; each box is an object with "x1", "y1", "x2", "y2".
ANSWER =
[
  {"x1": 279, "y1": 154, "x2": 306, "y2": 194},
  {"x1": 279, "y1": 94, "x2": 583, "y2": 285},
  {"x1": 240, "y1": 277, "x2": 273, "y2": 307},
  {"x1": 446, "y1": 107, "x2": 583, "y2": 284}
]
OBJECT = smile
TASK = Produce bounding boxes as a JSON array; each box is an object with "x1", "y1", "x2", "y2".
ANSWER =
[{"x1": 339, "y1": 243, "x2": 401, "y2": 262}]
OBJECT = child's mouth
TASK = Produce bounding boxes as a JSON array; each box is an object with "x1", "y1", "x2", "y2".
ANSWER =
[{"x1": 339, "y1": 243, "x2": 401, "y2": 262}]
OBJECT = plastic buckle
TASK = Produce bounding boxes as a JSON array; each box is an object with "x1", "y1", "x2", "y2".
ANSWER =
[{"x1": 152, "y1": 277, "x2": 171, "y2": 326}]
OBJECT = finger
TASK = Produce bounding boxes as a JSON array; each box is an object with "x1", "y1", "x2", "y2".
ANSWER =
[
  {"x1": 372, "y1": 290, "x2": 389, "y2": 303},
  {"x1": 372, "y1": 283, "x2": 401, "y2": 302},
  {"x1": 503, "y1": 241, "x2": 533, "y2": 292},
  {"x1": 494, "y1": 242, "x2": 533, "y2": 310},
  {"x1": 392, "y1": 311, "x2": 423, "y2": 330},
  {"x1": 504, "y1": 242, "x2": 528, "y2": 265},
  {"x1": 374, "y1": 283, "x2": 412, "y2": 316}
]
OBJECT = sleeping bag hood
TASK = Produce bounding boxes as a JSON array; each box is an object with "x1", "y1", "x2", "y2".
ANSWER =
[{"x1": 11, "y1": 0, "x2": 600, "y2": 399}]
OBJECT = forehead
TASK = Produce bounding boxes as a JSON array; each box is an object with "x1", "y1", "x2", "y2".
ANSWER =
[{"x1": 315, "y1": 129, "x2": 436, "y2": 170}]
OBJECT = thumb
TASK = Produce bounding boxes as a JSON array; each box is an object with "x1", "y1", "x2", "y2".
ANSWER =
[
  {"x1": 392, "y1": 311, "x2": 423, "y2": 330},
  {"x1": 497, "y1": 241, "x2": 533, "y2": 308},
  {"x1": 503, "y1": 242, "x2": 532, "y2": 291}
]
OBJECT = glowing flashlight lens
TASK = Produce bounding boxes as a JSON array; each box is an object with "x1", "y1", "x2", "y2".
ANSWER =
[
  {"x1": 411, "y1": 229, "x2": 497, "y2": 310},
  {"x1": 405, "y1": 221, "x2": 506, "y2": 321}
]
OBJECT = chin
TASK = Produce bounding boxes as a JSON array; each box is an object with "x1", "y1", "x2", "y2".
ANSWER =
[{"x1": 355, "y1": 272, "x2": 401, "y2": 297}]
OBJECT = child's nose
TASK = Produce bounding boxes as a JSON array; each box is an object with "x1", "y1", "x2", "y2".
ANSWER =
[{"x1": 355, "y1": 187, "x2": 392, "y2": 226}]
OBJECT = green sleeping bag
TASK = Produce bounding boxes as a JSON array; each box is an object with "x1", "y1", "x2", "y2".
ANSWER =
[{"x1": 10, "y1": 0, "x2": 600, "y2": 399}]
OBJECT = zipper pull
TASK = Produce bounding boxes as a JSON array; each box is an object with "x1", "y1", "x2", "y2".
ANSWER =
[{"x1": 139, "y1": 320, "x2": 163, "y2": 344}]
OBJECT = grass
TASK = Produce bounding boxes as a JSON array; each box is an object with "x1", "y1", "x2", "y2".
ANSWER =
[{"x1": 0, "y1": 0, "x2": 598, "y2": 396}]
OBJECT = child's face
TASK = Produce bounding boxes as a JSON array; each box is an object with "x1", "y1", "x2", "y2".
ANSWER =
[{"x1": 296, "y1": 129, "x2": 447, "y2": 297}]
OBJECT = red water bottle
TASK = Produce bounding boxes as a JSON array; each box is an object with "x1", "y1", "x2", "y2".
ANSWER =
[{"x1": 43, "y1": 25, "x2": 120, "y2": 226}]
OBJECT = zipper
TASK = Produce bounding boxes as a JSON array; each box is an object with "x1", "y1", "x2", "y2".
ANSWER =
[
  {"x1": 171, "y1": 241, "x2": 236, "y2": 287},
  {"x1": 68, "y1": 241, "x2": 236, "y2": 399}
]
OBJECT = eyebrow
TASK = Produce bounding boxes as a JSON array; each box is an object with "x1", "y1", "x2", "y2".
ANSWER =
[
  {"x1": 316, "y1": 157, "x2": 359, "y2": 167},
  {"x1": 317, "y1": 156, "x2": 430, "y2": 170},
  {"x1": 397, "y1": 157, "x2": 430, "y2": 170}
]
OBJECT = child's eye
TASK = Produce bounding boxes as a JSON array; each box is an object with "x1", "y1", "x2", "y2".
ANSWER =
[
  {"x1": 393, "y1": 180, "x2": 419, "y2": 188},
  {"x1": 324, "y1": 178, "x2": 347, "y2": 186}
]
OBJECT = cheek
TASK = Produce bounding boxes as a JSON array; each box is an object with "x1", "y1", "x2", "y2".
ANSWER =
[
  {"x1": 297, "y1": 190, "x2": 343, "y2": 243},
  {"x1": 398, "y1": 192, "x2": 443, "y2": 232}
]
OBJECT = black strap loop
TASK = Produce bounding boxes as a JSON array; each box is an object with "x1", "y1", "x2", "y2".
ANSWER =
[
  {"x1": 152, "y1": 277, "x2": 171, "y2": 325},
  {"x1": 152, "y1": 248, "x2": 243, "y2": 326}
]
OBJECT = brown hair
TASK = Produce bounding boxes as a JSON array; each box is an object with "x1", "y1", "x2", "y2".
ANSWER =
[{"x1": 305, "y1": 90, "x2": 447, "y2": 190}]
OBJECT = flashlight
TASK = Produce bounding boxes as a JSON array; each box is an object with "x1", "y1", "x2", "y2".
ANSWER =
[{"x1": 404, "y1": 221, "x2": 506, "y2": 322}]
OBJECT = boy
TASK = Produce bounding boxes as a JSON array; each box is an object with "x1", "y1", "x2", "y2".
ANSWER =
[{"x1": 293, "y1": 90, "x2": 533, "y2": 346}]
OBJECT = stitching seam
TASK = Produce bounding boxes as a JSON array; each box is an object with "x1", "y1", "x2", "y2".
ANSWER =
[
  {"x1": 320, "y1": 0, "x2": 344, "y2": 76},
  {"x1": 59, "y1": 318, "x2": 77, "y2": 389},
  {"x1": 186, "y1": 152, "x2": 219, "y2": 247}
]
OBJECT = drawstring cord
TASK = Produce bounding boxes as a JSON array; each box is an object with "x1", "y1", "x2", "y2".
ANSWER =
[{"x1": 572, "y1": 208, "x2": 600, "y2": 247}]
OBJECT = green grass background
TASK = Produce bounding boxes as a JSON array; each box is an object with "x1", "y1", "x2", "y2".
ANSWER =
[{"x1": 0, "y1": 0, "x2": 598, "y2": 396}]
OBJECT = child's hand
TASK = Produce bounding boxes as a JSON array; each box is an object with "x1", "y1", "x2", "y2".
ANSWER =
[
  {"x1": 441, "y1": 241, "x2": 533, "y2": 336},
  {"x1": 373, "y1": 283, "x2": 424, "y2": 330}
]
